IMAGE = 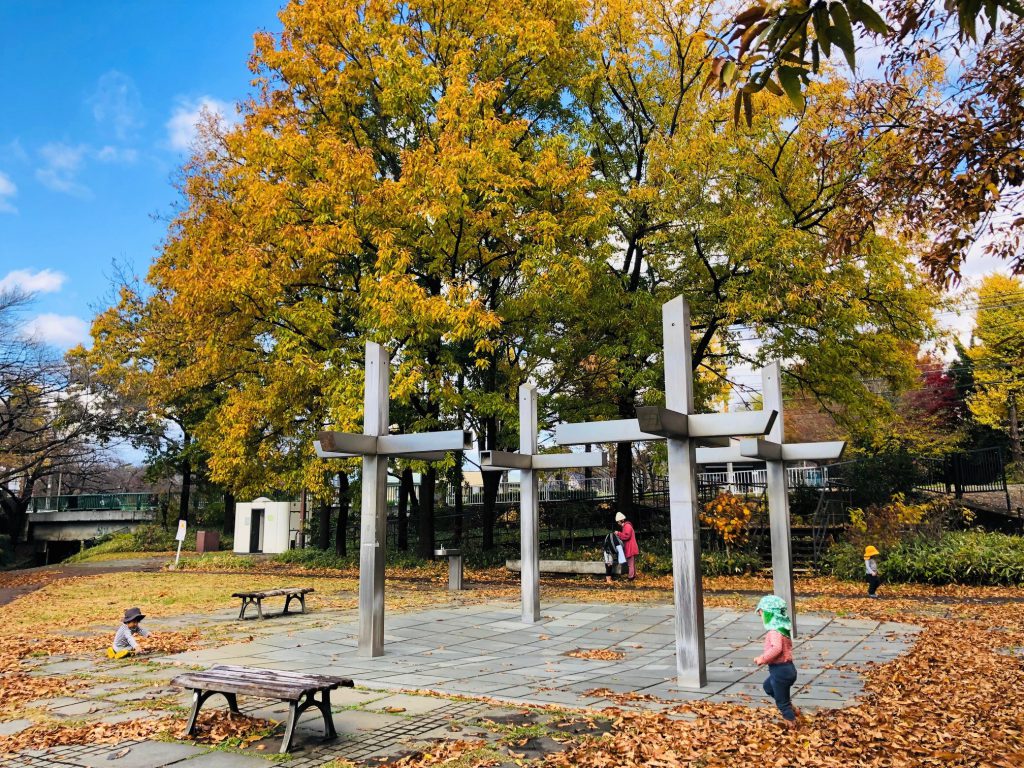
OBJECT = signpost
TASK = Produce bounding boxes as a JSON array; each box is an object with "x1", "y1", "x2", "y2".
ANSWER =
[{"x1": 173, "y1": 518, "x2": 187, "y2": 568}]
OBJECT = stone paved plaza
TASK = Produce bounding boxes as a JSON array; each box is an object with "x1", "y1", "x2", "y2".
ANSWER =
[
  {"x1": 5, "y1": 600, "x2": 920, "y2": 767},
  {"x1": 166, "y1": 601, "x2": 919, "y2": 710}
]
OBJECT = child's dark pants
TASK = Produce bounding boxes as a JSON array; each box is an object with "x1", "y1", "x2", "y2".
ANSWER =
[
  {"x1": 763, "y1": 661, "x2": 798, "y2": 721},
  {"x1": 867, "y1": 574, "x2": 880, "y2": 595}
]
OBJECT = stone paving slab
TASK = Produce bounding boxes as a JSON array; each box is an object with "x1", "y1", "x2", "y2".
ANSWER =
[
  {"x1": 74, "y1": 741, "x2": 206, "y2": 767},
  {"x1": 158, "y1": 601, "x2": 918, "y2": 714}
]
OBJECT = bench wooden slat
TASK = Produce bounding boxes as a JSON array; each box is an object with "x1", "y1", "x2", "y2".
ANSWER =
[
  {"x1": 231, "y1": 587, "x2": 315, "y2": 598},
  {"x1": 172, "y1": 665, "x2": 352, "y2": 701},
  {"x1": 173, "y1": 675, "x2": 309, "y2": 700},
  {"x1": 213, "y1": 664, "x2": 349, "y2": 687}
]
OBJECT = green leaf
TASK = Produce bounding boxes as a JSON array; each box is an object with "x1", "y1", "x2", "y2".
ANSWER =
[
  {"x1": 778, "y1": 66, "x2": 805, "y2": 110},
  {"x1": 846, "y1": 0, "x2": 890, "y2": 35},
  {"x1": 813, "y1": 4, "x2": 832, "y2": 57},
  {"x1": 829, "y1": 2, "x2": 857, "y2": 69},
  {"x1": 722, "y1": 60, "x2": 737, "y2": 86},
  {"x1": 743, "y1": 92, "x2": 753, "y2": 128}
]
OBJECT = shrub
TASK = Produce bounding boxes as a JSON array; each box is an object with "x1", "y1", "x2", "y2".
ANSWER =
[
  {"x1": 701, "y1": 550, "x2": 763, "y2": 577},
  {"x1": 825, "y1": 530, "x2": 1024, "y2": 585},
  {"x1": 700, "y1": 492, "x2": 759, "y2": 554}
]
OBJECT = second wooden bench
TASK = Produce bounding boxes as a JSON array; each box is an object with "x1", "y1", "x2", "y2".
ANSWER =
[{"x1": 231, "y1": 587, "x2": 314, "y2": 620}]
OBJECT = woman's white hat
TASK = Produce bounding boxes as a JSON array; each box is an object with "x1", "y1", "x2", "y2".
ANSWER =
[{"x1": 615, "y1": 512, "x2": 626, "y2": 522}]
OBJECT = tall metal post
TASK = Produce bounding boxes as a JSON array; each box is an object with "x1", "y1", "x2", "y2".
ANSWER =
[
  {"x1": 519, "y1": 384, "x2": 541, "y2": 623},
  {"x1": 763, "y1": 361, "x2": 796, "y2": 637},
  {"x1": 663, "y1": 297, "x2": 707, "y2": 687},
  {"x1": 358, "y1": 343, "x2": 389, "y2": 656}
]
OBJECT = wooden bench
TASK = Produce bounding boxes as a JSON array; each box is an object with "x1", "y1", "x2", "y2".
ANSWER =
[
  {"x1": 231, "y1": 587, "x2": 314, "y2": 620},
  {"x1": 171, "y1": 664, "x2": 354, "y2": 753},
  {"x1": 506, "y1": 559, "x2": 623, "y2": 575}
]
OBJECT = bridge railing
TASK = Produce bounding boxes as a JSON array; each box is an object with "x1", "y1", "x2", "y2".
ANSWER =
[{"x1": 31, "y1": 493, "x2": 161, "y2": 513}]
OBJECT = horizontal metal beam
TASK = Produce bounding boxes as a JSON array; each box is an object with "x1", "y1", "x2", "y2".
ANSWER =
[
  {"x1": 378, "y1": 430, "x2": 473, "y2": 455},
  {"x1": 696, "y1": 440, "x2": 846, "y2": 464},
  {"x1": 782, "y1": 441, "x2": 845, "y2": 461},
  {"x1": 739, "y1": 438, "x2": 782, "y2": 461},
  {"x1": 481, "y1": 450, "x2": 609, "y2": 470},
  {"x1": 318, "y1": 432, "x2": 377, "y2": 455},
  {"x1": 314, "y1": 440, "x2": 357, "y2": 459},
  {"x1": 635, "y1": 406, "x2": 688, "y2": 438},
  {"x1": 694, "y1": 446, "x2": 741, "y2": 465},
  {"x1": 555, "y1": 418, "x2": 656, "y2": 445},
  {"x1": 556, "y1": 409, "x2": 778, "y2": 447},
  {"x1": 533, "y1": 451, "x2": 608, "y2": 470},
  {"x1": 688, "y1": 410, "x2": 777, "y2": 438},
  {"x1": 480, "y1": 450, "x2": 532, "y2": 470}
]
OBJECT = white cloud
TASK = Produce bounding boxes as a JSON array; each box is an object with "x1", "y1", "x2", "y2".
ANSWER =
[
  {"x1": 166, "y1": 96, "x2": 238, "y2": 151},
  {"x1": 35, "y1": 142, "x2": 91, "y2": 197},
  {"x1": 96, "y1": 145, "x2": 139, "y2": 164},
  {"x1": 21, "y1": 313, "x2": 91, "y2": 350},
  {"x1": 0, "y1": 170, "x2": 16, "y2": 213},
  {"x1": 0, "y1": 268, "x2": 67, "y2": 294},
  {"x1": 89, "y1": 71, "x2": 143, "y2": 140}
]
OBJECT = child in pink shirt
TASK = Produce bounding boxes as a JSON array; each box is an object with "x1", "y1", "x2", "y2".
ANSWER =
[{"x1": 754, "y1": 595, "x2": 799, "y2": 728}]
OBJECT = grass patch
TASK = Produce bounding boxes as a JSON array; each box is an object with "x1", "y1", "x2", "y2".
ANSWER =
[{"x1": 65, "y1": 525, "x2": 233, "y2": 564}]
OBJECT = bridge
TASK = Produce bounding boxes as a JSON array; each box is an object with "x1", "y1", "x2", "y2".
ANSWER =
[{"x1": 28, "y1": 493, "x2": 160, "y2": 542}]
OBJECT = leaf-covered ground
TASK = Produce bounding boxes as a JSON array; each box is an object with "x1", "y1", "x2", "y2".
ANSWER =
[{"x1": 1, "y1": 560, "x2": 1022, "y2": 765}]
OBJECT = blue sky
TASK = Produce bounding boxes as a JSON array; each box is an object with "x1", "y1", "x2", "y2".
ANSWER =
[{"x1": 0, "y1": 1, "x2": 283, "y2": 349}]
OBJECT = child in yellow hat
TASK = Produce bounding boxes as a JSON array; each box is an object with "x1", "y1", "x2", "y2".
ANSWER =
[{"x1": 864, "y1": 546, "x2": 880, "y2": 598}]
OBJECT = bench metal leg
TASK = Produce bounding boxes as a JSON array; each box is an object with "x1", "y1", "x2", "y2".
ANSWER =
[
  {"x1": 238, "y1": 596, "x2": 265, "y2": 620},
  {"x1": 282, "y1": 593, "x2": 308, "y2": 615},
  {"x1": 184, "y1": 689, "x2": 240, "y2": 736},
  {"x1": 280, "y1": 689, "x2": 336, "y2": 753},
  {"x1": 281, "y1": 700, "x2": 299, "y2": 754}
]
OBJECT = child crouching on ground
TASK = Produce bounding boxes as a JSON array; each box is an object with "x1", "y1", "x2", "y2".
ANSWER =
[
  {"x1": 754, "y1": 595, "x2": 800, "y2": 729},
  {"x1": 106, "y1": 607, "x2": 149, "y2": 659}
]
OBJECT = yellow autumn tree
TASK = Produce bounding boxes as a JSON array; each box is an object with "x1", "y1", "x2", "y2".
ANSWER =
[
  {"x1": 968, "y1": 274, "x2": 1024, "y2": 464},
  {"x1": 88, "y1": 0, "x2": 603, "y2": 547}
]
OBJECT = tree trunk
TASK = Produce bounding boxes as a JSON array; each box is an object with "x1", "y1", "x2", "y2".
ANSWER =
[
  {"x1": 0, "y1": 488, "x2": 31, "y2": 545},
  {"x1": 1009, "y1": 393, "x2": 1023, "y2": 464},
  {"x1": 179, "y1": 431, "x2": 192, "y2": 524},
  {"x1": 417, "y1": 466, "x2": 436, "y2": 559},
  {"x1": 615, "y1": 441, "x2": 634, "y2": 516},
  {"x1": 222, "y1": 491, "x2": 235, "y2": 536},
  {"x1": 317, "y1": 500, "x2": 331, "y2": 550},
  {"x1": 398, "y1": 466, "x2": 413, "y2": 551},
  {"x1": 614, "y1": 396, "x2": 635, "y2": 515},
  {"x1": 334, "y1": 472, "x2": 350, "y2": 556},
  {"x1": 481, "y1": 470, "x2": 500, "y2": 550}
]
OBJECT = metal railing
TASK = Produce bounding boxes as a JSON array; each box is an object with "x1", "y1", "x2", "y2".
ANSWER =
[{"x1": 31, "y1": 492, "x2": 161, "y2": 513}]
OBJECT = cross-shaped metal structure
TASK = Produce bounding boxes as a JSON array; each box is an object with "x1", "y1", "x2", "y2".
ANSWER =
[
  {"x1": 696, "y1": 361, "x2": 845, "y2": 637},
  {"x1": 314, "y1": 342, "x2": 471, "y2": 657},
  {"x1": 554, "y1": 296, "x2": 779, "y2": 688},
  {"x1": 480, "y1": 383, "x2": 608, "y2": 623}
]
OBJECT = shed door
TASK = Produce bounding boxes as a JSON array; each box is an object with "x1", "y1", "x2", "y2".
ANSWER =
[{"x1": 250, "y1": 508, "x2": 264, "y2": 553}]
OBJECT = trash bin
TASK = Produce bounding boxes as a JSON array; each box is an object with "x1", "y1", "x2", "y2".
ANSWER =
[{"x1": 196, "y1": 530, "x2": 220, "y2": 553}]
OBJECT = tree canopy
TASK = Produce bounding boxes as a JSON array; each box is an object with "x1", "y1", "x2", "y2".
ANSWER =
[{"x1": 85, "y1": 0, "x2": 944, "y2": 518}]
